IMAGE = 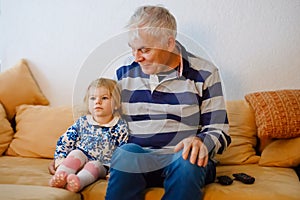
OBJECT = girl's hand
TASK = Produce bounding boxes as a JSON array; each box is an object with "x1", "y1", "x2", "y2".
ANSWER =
[{"x1": 48, "y1": 159, "x2": 56, "y2": 175}]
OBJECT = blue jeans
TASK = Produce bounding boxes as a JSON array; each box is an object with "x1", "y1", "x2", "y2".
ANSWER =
[{"x1": 105, "y1": 144, "x2": 216, "y2": 200}]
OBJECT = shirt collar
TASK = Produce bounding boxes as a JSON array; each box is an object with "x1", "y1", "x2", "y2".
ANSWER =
[
  {"x1": 87, "y1": 115, "x2": 120, "y2": 127},
  {"x1": 175, "y1": 41, "x2": 191, "y2": 78}
]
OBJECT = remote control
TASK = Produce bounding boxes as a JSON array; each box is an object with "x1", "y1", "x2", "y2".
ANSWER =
[
  {"x1": 217, "y1": 175, "x2": 233, "y2": 185},
  {"x1": 233, "y1": 173, "x2": 255, "y2": 184}
]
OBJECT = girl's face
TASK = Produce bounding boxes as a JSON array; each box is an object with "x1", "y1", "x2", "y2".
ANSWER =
[{"x1": 88, "y1": 86, "x2": 115, "y2": 122}]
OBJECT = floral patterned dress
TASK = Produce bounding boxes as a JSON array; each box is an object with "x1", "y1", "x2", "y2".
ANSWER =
[{"x1": 54, "y1": 115, "x2": 129, "y2": 167}]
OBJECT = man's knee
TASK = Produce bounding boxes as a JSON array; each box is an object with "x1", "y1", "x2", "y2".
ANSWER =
[
  {"x1": 166, "y1": 152, "x2": 212, "y2": 185},
  {"x1": 173, "y1": 157, "x2": 216, "y2": 185},
  {"x1": 118, "y1": 143, "x2": 145, "y2": 153}
]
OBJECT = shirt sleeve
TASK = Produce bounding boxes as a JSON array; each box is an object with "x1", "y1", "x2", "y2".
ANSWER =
[{"x1": 196, "y1": 69, "x2": 231, "y2": 158}]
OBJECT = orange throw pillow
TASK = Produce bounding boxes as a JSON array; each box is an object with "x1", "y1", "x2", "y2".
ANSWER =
[{"x1": 245, "y1": 90, "x2": 300, "y2": 139}]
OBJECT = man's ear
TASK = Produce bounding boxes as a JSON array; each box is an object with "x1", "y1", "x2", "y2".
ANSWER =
[{"x1": 167, "y1": 36, "x2": 176, "y2": 52}]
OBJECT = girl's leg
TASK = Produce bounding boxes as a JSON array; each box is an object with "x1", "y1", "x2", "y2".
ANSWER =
[
  {"x1": 49, "y1": 149, "x2": 88, "y2": 188},
  {"x1": 66, "y1": 161, "x2": 106, "y2": 192}
]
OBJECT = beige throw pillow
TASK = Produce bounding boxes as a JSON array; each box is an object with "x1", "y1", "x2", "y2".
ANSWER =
[
  {"x1": 0, "y1": 59, "x2": 49, "y2": 120},
  {"x1": 215, "y1": 100, "x2": 260, "y2": 165},
  {"x1": 6, "y1": 105, "x2": 74, "y2": 158},
  {"x1": 259, "y1": 137, "x2": 300, "y2": 167},
  {"x1": 0, "y1": 103, "x2": 14, "y2": 155}
]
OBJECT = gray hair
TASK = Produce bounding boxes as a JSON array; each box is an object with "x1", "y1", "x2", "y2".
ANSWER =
[{"x1": 126, "y1": 5, "x2": 177, "y2": 46}]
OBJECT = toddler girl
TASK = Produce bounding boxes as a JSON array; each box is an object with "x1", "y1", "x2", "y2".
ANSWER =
[{"x1": 49, "y1": 78, "x2": 129, "y2": 192}]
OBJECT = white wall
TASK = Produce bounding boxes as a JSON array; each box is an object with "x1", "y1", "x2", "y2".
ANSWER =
[{"x1": 1, "y1": 0, "x2": 300, "y2": 106}]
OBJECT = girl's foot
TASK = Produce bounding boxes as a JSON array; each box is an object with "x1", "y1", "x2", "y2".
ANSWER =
[
  {"x1": 66, "y1": 174, "x2": 81, "y2": 192},
  {"x1": 49, "y1": 171, "x2": 68, "y2": 188}
]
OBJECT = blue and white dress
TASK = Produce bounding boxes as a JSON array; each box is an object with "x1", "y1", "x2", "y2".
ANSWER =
[{"x1": 54, "y1": 115, "x2": 129, "y2": 167}]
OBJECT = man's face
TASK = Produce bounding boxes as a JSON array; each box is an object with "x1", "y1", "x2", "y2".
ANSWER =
[{"x1": 128, "y1": 31, "x2": 174, "y2": 75}]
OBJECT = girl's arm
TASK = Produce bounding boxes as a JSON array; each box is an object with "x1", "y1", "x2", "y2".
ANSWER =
[
  {"x1": 117, "y1": 119, "x2": 130, "y2": 146},
  {"x1": 54, "y1": 119, "x2": 81, "y2": 168}
]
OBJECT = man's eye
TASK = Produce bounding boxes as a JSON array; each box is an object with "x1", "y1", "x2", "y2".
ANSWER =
[{"x1": 140, "y1": 48, "x2": 151, "y2": 53}]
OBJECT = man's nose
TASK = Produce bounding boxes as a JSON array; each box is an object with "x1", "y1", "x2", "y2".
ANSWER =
[{"x1": 133, "y1": 50, "x2": 143, "y2": 62}]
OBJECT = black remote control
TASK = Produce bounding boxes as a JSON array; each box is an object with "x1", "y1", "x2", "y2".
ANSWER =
[
  {"x1": 233, "y1": 173, "x2": 255, "y2": 184},
  {"x1": 217, "y1": 175, "x2": 233, "y2": 185}
]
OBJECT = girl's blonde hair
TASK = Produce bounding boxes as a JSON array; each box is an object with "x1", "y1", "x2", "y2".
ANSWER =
[{"x1": 83, "y1": 78, "x2": 121, "y2": 116}]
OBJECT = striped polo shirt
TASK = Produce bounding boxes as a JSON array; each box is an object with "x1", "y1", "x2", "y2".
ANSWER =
[{"x1": 116, "y1": 42, "x2": 231, "y2": 157}]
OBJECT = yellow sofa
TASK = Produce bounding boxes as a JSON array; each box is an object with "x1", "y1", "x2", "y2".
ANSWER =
[
  {"x1": 0, "y1": 100, "x2": 299, "y2": 200},
  {"x1": 0, "y1": 60, "x2": 299, "y2": 199}
]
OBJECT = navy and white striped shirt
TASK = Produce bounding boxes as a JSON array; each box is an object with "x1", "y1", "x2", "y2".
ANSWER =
[{"x1": 116, "y1": 42, "x2": 231, "y2": 157}]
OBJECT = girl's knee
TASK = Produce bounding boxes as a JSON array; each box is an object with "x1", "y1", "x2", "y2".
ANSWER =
[
  {"x1": 66, "y1": 150, "x2": 88, "y2": 166},
  {"x1": 83, "y1": 161, "x2": 106, "y2": 178},
  {"x1": 68, "y1": 149, "x2": 85, "y2": 158}
]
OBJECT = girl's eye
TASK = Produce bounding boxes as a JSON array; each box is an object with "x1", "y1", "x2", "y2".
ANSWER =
[
  {"x1": 102, "y1": 96, "x2": 109, "y2": 100},
  {"x1": 89, "y1": 96, "x2": 96, "y2": 101}
]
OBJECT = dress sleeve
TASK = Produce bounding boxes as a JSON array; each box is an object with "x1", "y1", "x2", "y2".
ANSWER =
[
  {"x1": 54, "y1": 119, "x2": 81, "y2": 163},
  {"x1": 117, "y1": 119, "x2": 129, "y2": 146},
  {"x1": 196, "y1": 69, "x2": 231, "y2": 158}
]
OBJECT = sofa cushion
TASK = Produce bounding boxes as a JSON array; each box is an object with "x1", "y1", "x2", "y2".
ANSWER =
[
  {"x1": 204, "y1": 164, "x2": 300, "y2": 200},
  {"x1": 259, "y1": 137, "x2": 300, "y2": 167},
  {"x1": 245, "y1": 89, "x2": 300, "y2": 139},
  {"x1": 0, "y1": 156, "x2": 81, "y2": 200},
  {"x1": 0, "y1": 59, "x2": 49, "y2": 120},
  {"x1": 0, "y1": 103, "x2": 14, "y2": 155},
  {"x1": 0, "y1": 184, "x2": 81, "y2": 200},
  {"x1": 6, "y1": 105, "x2": 74, "y2": 158},
  {"x1": 215, "y1": 100, "x2": 260, "y2": 165},
  {"x1": 0, "y1": 156, "x2": 164, "y2": 200}
]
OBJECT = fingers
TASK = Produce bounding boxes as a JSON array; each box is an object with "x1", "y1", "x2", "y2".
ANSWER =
[
  {"x1": 48, "y1": 160, "x2": 56, "y2": 175},
  {"x1": 197, "y1": 144, "x2": 208, "y2": 167},
  {"x1": 189, "y1": 141, "x2": 200, "y2": 164},
  {"x1": 176, "y1": 137, "x2": 209, "y2": 167},
  {"x1": 182, "y1": 139, "x2": 192, "y2": 160},
  {"x1": 174, "y1": 141, "x2": 184, "y2": 152},
  {"x1": 189, "y1": 138, "x2": 208, "y2": 167},
  {"x1": 174, "y1": 139, "x2": 193, "y2": 160}
]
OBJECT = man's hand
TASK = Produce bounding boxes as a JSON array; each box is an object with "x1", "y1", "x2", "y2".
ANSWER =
[
  {"x1": 48, "y1": 159, "x2": 56, "y2": 175},
  {"x1": 174, "y1": 136, "x2": 208, "y2": 167}
]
